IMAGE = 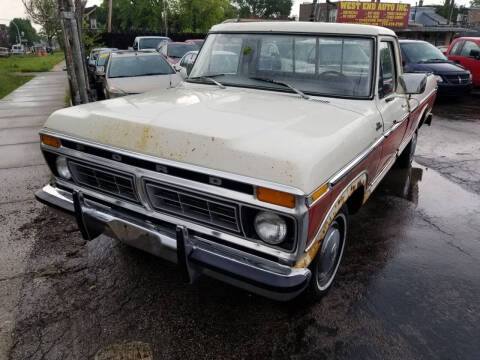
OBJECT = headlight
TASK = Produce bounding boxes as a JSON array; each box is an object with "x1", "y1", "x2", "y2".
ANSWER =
[
  {"x1": 56, "y1": 156, "x2": 71, "y2": 180},
  {"x1": 254, "y1": 211, "x2": 287, "y2": 245},
  {"x1": 434, "y1": 75, "x2": 443, "y2": 83}
]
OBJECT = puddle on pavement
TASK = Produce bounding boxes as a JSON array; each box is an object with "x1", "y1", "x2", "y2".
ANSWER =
[
  {"x1": 95, "y1": 342, "x2": 153, "y2": 360},
  {"x1": 378, "y1": 162, "x2": 480, "y2": 226}
]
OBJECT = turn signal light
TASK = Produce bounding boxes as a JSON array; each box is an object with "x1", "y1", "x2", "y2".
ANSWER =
[
  {"x1": 257, "y1": 187, "x2": 296, "y2": 208},
  {"x1": 40, "y1": 134, "x2": 60, "y2": 148},
  {"x1": 311, "y1": 183, "x2": 329, "y2": 202}
]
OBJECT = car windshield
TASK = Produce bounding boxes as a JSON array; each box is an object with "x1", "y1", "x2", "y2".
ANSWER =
[
  {"x1": 168, "y1": 44, "x2": 197, "y2": 58},
  {"x1": 139, "y1": 38, "x2": 167, "y2": 49},
  {"x1": 189, "y1": 33, "x2": 374, "y2": 98},
  {"x1": 108, "y1": 55, "x2": 174, "y2": 78},
  {"x1": 401, "y1": 42, "x2": 448, "y2": 63}
]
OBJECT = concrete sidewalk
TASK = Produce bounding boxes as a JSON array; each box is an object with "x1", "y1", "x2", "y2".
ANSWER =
[{"x1": 0, "y1": 64, "x2": 67, "y2": 359}]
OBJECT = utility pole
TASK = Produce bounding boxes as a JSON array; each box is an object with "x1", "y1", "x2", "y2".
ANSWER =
[
  {"x1": 107, "y1": 0, "x2": 112, "y2": 32},
  {"x1": 448, "y1": 0, "x2": 455, "y2": 24},
  {"x1": 56, "y1": 0, "x2": 89, "y2": 105},
  {"x1": 310, "y1": 0, "x2": 318, "y2": 22},
  {"x1": 164, "y1": 0, "x2": 168, "y2": 37},
  {"x1": 10, "y1": 20, "x2": 22, "y2": 44}
]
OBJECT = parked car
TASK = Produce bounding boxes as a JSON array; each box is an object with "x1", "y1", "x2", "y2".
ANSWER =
[
  {"x1": 133, "y1": 36, "x2": 171, "y2": 51},
  {"x1": 446, "y1": 37, "x2": 480, "y2": 87},
  {"x1": 400, "y1": 40, "x2": 472, "y2": 96},
  {"x1": 175, "y1": 50, "x2": 198, "y2": 77},
  {"x1": 185, "y1": 39, "x2": 205, "y2": 49},
  {"x1": 0, "y1": 47, "x2": 10, "y2": 57},
  {"x1": 36, "y1": 22, "x2": 436, "y2": 301},
  {"x1": 98, "y1": 50, "x2": 182, "y2": 98},
  {"x1": 11, "y1": 44, "x2": 25, "y2": 55},
  {"x1": 157, "y1": 42, "x2": 197, "y2": 64},
  {"x1": 92, "y1": 49, "x2": 114, "y2": 99},
  {"x1": 87, "y1": 48, "x2": 117, "y2": 80}
]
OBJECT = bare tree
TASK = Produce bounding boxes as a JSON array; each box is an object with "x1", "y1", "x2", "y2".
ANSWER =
[{"x1": 22, "y1": 0, "x2": 61, "y2": 46}]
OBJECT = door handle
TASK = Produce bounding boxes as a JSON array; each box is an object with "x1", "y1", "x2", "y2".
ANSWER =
[
  {"x1": 385, "y1": 97, "x2": 395, "y2": 103},
  {"x1": 376, "y1": 122, "x2": 382, "y2": 131}
]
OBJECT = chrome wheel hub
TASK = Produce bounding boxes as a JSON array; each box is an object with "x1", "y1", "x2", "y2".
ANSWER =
[{"x1": 317, "y1": 222, "x2": 341, "y2": 289}]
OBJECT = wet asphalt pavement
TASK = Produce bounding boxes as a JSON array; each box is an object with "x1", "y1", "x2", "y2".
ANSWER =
[{"x1": 3, "y1": 92, "x2": 480, "y2": 359}]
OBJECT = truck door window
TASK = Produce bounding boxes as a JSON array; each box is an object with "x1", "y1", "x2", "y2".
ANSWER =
[
  {"x1": 379, "y1": 42, "x2": 397, "y2": 98},
  {"x1": 450, "y1": 40, "x2": 463, "y2": 56},
  {"x1": 460, "y1": 41, "x2": 480, "y2": 58}
]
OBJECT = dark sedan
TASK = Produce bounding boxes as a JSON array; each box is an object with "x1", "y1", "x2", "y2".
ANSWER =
[{"x1": 399, "y1": 40, "x2": 472, "y2": 97}]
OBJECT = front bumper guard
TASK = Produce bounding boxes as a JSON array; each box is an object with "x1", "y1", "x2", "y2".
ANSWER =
[{"x1": 35, "y1": 184, "x2": 311, "y2": 301}]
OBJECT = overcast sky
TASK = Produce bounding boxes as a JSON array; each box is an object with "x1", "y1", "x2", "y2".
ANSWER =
[{"x1": 0, "y1": 0, "x2": 473, "y2": 28}]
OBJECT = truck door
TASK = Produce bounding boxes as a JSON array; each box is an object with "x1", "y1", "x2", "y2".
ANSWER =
[{"x1": 375, "y1": 38, "x2": 409, "y2": 174}]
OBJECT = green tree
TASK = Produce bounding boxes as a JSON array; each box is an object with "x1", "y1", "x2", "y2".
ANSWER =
[
  {"x1": 234, "y1": 0, "x2": 292, "y2": 19},
  {"x1": 7, "y1": 18, "x2": 39, "y2": 46},
  {"x1": 174, "y1": 0, "x2": 237, "y2": 33},
  {"x1": 470, "y1": 0, "x2": 480, "y2": 6},
  {"x1": 22, "y1": 0, "x2": 61, "y2": 46}
]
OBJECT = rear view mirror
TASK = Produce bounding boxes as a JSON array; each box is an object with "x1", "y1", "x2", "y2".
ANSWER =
[
  {"x1": 399, "y1": 73, "x2": 427, "y2": 95},
  {"x1": 470, "y1": 49, "x2": 480, "y2": 59}
]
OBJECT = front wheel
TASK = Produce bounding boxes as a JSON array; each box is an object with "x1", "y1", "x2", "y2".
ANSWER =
[
  {"x1": 307, "y1": 206, "x2": 348, "y2": 299},
  {"x1": 397, "y1": 131, "x2": 417, "y2": 168}
]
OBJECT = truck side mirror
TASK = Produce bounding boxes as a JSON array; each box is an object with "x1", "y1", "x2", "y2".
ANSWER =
[
  {"x1": 470, "y1": 49, "x2": 480, "y2": 59},
  {"x1": 399, "y1": 73, "x2": 427, "y2": 95}
]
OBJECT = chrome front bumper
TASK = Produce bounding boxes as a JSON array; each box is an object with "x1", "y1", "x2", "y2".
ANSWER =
[{"x1": 35, "y1": 184, "x2": 311, "y2": 301}]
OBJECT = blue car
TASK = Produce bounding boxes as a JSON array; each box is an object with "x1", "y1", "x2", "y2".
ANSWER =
[{"x1": 399, "y1": 39, "x2": 472, "y2": 97}]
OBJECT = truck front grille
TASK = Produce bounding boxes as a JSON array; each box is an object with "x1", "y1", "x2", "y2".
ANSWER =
[
  {"x1": 145, "y1": 181, "x2": 241, "y2": 233},
  {"x1": 68, "y1": 161, "x2": 138, "y2": 202},
  {"x1": 444, "y1": 74, "x2": 470, "y2": 84}
]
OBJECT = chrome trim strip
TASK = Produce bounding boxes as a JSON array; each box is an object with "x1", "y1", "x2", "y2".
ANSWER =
[
  {"x1": 40, "y1": 129, "x2": 306, "y2": 196},
  {"x1": 327, "y1": 136, "x2": 383, "y2": 188}
]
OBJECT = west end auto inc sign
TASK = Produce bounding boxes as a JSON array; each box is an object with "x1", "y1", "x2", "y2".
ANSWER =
[{"x1": 337, "y1": 1, "x2": 410, "y2": 28}]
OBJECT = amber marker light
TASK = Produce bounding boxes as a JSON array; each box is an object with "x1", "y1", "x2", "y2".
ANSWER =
[
  {"x1": 311, "y1": 183, "x2": 329, "y2": 202},
  {"x1": 40, "y1": 134, "x2": 60, "y2": 148},
  {"x1": 257, "y1": 187, "x2": 296, "y2": 208}
]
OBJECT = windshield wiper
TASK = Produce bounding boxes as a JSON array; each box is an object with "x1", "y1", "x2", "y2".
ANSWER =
[
  {"x1": 189, "y1": 74, "x2": 226, "y2": 89},
  {"x1": 249, "y1": 77, "x2": 310, "y2": 100}
]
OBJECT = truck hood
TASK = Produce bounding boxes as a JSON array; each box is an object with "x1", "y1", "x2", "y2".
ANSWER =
[
  {"x1": 44, "y1": 83, "x2": 378, "y2": 194},
  {"x1": 405, "y1": 61, "x2": 468, "y2": 74},
  {"x1": 107, "y1": 74, "x2": 182, "y2": 94}
]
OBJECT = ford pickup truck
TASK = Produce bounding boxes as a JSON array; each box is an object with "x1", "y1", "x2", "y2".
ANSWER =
[{"x1": 36, "y1": 22, "x2": 437, "y2": 301}]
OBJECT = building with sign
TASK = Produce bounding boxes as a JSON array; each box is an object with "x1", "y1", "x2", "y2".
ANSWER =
[{"x1": 298, "y1": 1, "x2": 470, "y2": 46}]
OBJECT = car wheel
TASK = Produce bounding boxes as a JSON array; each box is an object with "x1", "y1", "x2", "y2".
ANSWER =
[
  {"x1": 397, "y1": 131, "x2": 417, "y2": 168},
  {"x1": 307, "y1": 206, "x2": 348, "y2": 299}
]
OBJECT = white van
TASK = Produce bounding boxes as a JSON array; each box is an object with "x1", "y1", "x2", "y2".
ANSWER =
[{"x1": 11, "y1": 44, "x2": 25, "y2": 55}]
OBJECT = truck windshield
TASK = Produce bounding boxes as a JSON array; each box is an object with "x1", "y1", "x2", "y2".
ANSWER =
[{"x1": 189, "y1": 33, "x2": 374, "y2": 98}]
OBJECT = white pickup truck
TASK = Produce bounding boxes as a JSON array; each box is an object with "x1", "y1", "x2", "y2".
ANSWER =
[{"x1": 36, "y1": 22, "x2": 436, "y2": 301}]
